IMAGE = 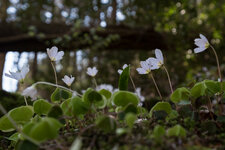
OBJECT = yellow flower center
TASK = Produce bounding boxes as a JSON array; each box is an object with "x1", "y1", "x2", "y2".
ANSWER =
[{"x1": 205, "y1": 42, "x2": 209, "y2": 48}]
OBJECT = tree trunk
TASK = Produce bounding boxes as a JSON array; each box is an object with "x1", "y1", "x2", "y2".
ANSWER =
[
  {"x1": 0, "y1": 0, "x2": 9, "y2": 22},
  {"x1": 111, "y1": 0, "x2": 117, "y2": 25},
  {"x1": 0, "y1": 52, "x2": 6, "y2": 90}
]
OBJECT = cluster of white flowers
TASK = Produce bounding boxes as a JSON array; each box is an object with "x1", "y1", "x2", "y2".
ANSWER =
[
  {"x1": 4, "y1": 33, "x2": 215, "y2": 103},
  {"x1": 118, "y1": 64, "x2": 128, "y2": 74},
  {"x1": 136, "y1": 49, "x2": 164, "y2": 74}
]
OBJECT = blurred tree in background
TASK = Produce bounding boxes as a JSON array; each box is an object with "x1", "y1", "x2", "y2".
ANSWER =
[{"x1": 0, "y1": 0, "x2": 225, "y2": 100}]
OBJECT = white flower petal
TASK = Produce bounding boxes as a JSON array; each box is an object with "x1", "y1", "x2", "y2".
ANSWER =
[
  {"x1": 155, "y1": 49, "x2": 164, "y2": 63},
  {"x1": 122, "y1": 64, "x2": 128, "y2": 69},
  {"x1": 22, "y1": 86, "x2": 37, "y2": 100},
  {"x1": 118, "y1": 69, "x2": 123, "y2": 74},
  {"x1": 136, "y1": 68, "x2": 147, "y2": 74},
  {"x1": 199, "y1": 34, "x2": 209, "y2": 43},
  {"x1": 194, "y1": 47, "x2": 206, "y2": 53},
  {"x1": 87, "y1": 67, "x2": 98, "y2": 77},
  {"x1": 47, "y1": 46, "x2": 64, "y2": 61}
]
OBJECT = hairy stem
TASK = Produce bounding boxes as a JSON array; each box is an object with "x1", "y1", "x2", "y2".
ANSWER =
[
  {"x1": 163, "y1": 65, "x2": 174, "y2": 93},
  {"x1": 150, "y1": 73, "x2": 162, "y2": 100},
  {"x1": 34, "y1": 81, "x2": 82, "y2": 97},
  {"x1": 24, "y1": 96, "x2": 28, "y2": 106},
  {"x1": 51, "y1": 61, "x2": 58, "y2": 85},
  {"x1": 130, "y1": 75, "x2": 136, "y2": 91},
  {"x1": 93, "y1": 78, "x2": 98, "y2": 88},
  {"x1": 210, "y1": 45, "x2": 222, "y2": 82}
]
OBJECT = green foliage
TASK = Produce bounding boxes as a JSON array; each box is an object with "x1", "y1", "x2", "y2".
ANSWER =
[
  {"x1": 190, "y1": 80, "x2": 220, "y2": 99},
  {"x1": 0, "y1": 106, "x2": 34, "y2": 132},
  {"x1": 118, "y1": 66, "x2": 130, "y2": 90},
  {"x1": 15, "y1": 140, "x2": 38, "y2": 150},
  {"x1": 112, "y1": 91, "x2": 139, "y2": 107},
  {"x1": 71, "y1": 97, "x2": 89, "y2": 116},
  {"x1": 22, "y1": 117, "x2": 62, "y2": 143},
  {"x1": 33, "y1": 99, "x2": 52, "y2": 115},
  {"x1": 167, "y1": 125, "x2": 186, "y2": 138},
  {"x1": 51, "y1": 88, "x2": 72, "y2": 102},
  {"x1": 125, "y1": 113, "x2": 137, "y2": 128},
  {"x1": 96, "y1": 116, "x2": 117, "y2": 133},
  {"x1": 99, "y1": 89, "x2": 112, "y2": 99},
  {"x1": 47, "y1": 105, "x2": 63, "y2": 119},
  {"x1": 190, "y1": 81, "x2": 207, "y2": 99},
  {"x1": 149, "y1": 102, "x2": 172, "y2": 117},
  {"x1": 152, "y1": 125, "x2": 166, "y2": 140},
  {"x1": 60, "y1": 98, "x2": 73, "y2": 116},
  {"x1": 170, "y1": 87, "x2": 190, "y2": 103}
]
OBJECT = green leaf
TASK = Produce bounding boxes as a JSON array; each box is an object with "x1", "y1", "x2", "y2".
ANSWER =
[
  {"x1": 0, "y1": 106, "x2": 34, "y2": 132},
  {"x1": 47, "y1": 105, "x2": 63, "y2": 120},
  {"x1": 96, "y1": 116, "x2": 117, "y2": 133},
  {"x1": 204, "y1": 80, "x2": 220, "y2": 94},
  {"x1": 112, "y1": 91, "x2": 139, "y2": 107},
  {"x1": 87, "y1": 91, "x2": 102, "y2": 102},
  {"x1": 60, "y1": 98, "x2": 73, "y2": 116},
  {"x1": 15, "y1": 140, "x2": 38, "y2": 150},
  {"x1": 118, "y1": 66, "x2": 130, "y2": 90},
  {"x1": 167, "y1": 125, "x2": 186, "y2": 137},
  {"x1": 8, "y1": 132, "x2": 20, "y2": 142},
  {"x1": 153, "y1": 125, "x2": 165, "y2": 139},
  {"x1": 82, "y1": 88, "x2": 94, "y2": 106},
  {"x1": 170, "y1": 87, "x2": 190, "y2": 103},
  {"x1": 125, "y1": 113, "x2": 137, "y2": 128},
  {"x1": 51, "y1": 88, "x2": 72, "y2": 102},
  {"x1": 99, "y1": 89, "x2": 112, "y2": 99},
  {"x1": 123, "y1": 103, "x2": 138, "y2": 114},
  {"x1": 26, "y1": 117, "x2": 62, "y2": 143},
  {"x1": 149, "y1": 102, "x2": 172, "y2": 117},
  {"x1": 71, "y1": 97, "x2": 89, "y2": 116},
  {"x1": 190, "y1": 81, "x2": 206, "y2": 98},
  {"x1": 33, "y1": 99, "x2": 52, "y2": 115}
]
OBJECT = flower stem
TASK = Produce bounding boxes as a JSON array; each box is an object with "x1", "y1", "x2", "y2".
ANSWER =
[
  {"x1": 149, "y1": 73, "x2": 162, "y2": 100},
  {"x1": 210, "y1": 45, "x2": 222, "y2": 82},
  {"x1": 162, "y1": 65, "x2": 174, "y2": 93},
  {"x1": 34, "y1": 81, "x2": 82, "y2": 97},
  {"x1": 129, "y1": 75, "x2": 136, "y2": 91},
  {"x1": 0, "y1": 103, "x2": 40, "y2": 145},
  {"x1": 93, "y1": 77, "x2": 98, "y2": 88},
  {"x1": 51, "y1": 61, "x2": 58, "y2": 85},
  {"x1": 24, "y1": 96, "x2": 28, "y2": 106}
]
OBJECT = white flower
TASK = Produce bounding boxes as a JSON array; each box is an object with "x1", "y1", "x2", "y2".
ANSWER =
[
  {"x1": 87, "y1": 67, "x2": 98, "y2": 77},
  {"x1": 96, "y1": 84, "x2": 113, "y2": 93},
  {"x1": 135, "y1": 87, "x2": 145, "y2": 102},
  {"x1": 194, "y1": 34, "x2": 210, "y2": 53},
  {"x1": 5, "y1": 65, "x2": 29, "y2": 82},
  {"x1": 47, "y1": 46, "x2": 64, "y2": 61},
  {"x1": 22, "y1": 85, "x2": 37, "y2": 100},
  {"x1": 146, "y1": 49, "x2": 164, "y2": 69},
  {"x1": 136, "y1": 61, "x2": 152, "y2": 74},
  {"x1": 62, "y1": 75, "x2": 75, "y2": 86},
  {"x1": 118, "y1": 64, "x2": 128, "y2": 74}
]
